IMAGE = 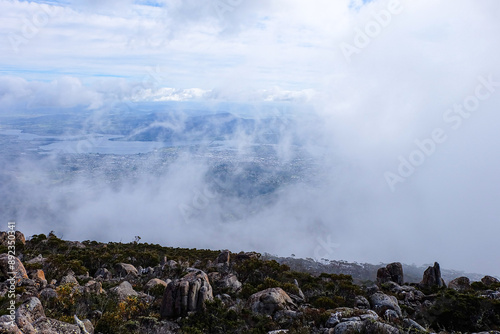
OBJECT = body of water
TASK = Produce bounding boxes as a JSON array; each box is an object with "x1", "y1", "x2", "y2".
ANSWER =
[{"x1": 0, "y1": 129, "x2": 167, "y2": 154}]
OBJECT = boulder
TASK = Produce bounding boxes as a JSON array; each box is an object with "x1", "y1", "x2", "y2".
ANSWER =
[
  {"x1": 160, "y1": 269, "x2": 213, "y2": 318},
  {"x1": 30, "y1": 269, "x2": 46, "y2": 282},
  {"x1": 326, "y1": 307, "x2": 379, "y2": 328},
  {"x1": 236, "y1": 251, "x2": 259, "y2": 261},
  {"x1": 363, "y1": 321, "x2": 400, "y2": 334},
  {"x1": 329, "y1": 319, "x2": 400, "y2": 334},
  {"x1": 369, "y1": 292, "x2": 402, "y2": 317},
  {"x1": 448, "y1": 277, "x2": 471, "y2": 292},
  {"x1": 110, "y1": 281, "x2": 138, "y2": 300},
  {"x1": 32, "y1": 317, "x2": 94, "y2": 334},
  {"x1": 420, "y1": 262, "x2": 445, "y2": 289},
  {"x1": 166, "y1": 260, "x2": 178, "y2": 268},
  {"x1": 481, "y1": 275, "x2": 500, "y2": 286},
  {"x1": 325, "y1": 313, "x2": 340, "y2": 328},
  {"x1": 384, "y1": 309, "x2": 400, "y2": 322},
  {"x1": 0, "y1": 231, "x2": 25, "y2": 246},
  {"x1": 0, "y1": 253, "x2": 28, "y2": 283},
  {"x1": 0, "y1": 315, "x2": 22, "y2": 334},
  {"x1": 273, "y1": 309, "x2": 301, "y2": 326},
  {"x1": 26, "y1": 254, "x2": 47, "y2": 266},
  {"x1": 377, "y1": 262, "x2": 404, "y2": 285},
  {"x1": 208, "y1": 272, "x2": 242, "y2": 293},
  {"x1": 60, "y1": 272, "x2": 79, "y2": 285},
  {"x1": 333, "y1": 321, "x2": 363, "y2": 334},
  {"x1": 39, "y1": 288, "x2": 58, "y2": 301},
  {"x1": 84, "y1": 280, "x2": 103, "y2": 295},
  {"x1": 386, "y1": 262, "x2": 404, "y2": 285},
  {"x1": 74, "y1": 315, "x2": 92, "y2": 334},
  {"x1": 69, "y1": 241, "x2": 86, "y2": 249},
  {"x1": 94, "y1": 268, "x2": 112, "y2": 280},
  {"x1": 145, "y1": 278, "x2": 170, "y2": 292},
  {"x1": 376, "y1": 267, "x2": 392, "y2": 285},
  {"x1": 114, "y1": 263, "x2": 138, "y2": 278},
  {"x1": 215, "y1": 293, "x2": 234, "y2": 308},
  {"x1": 293, "y1": 279, "x2": 306, "y2": 301},
  {"x1": 354, "y1": 295, "x2": 370, "y2": 309},
  {"x1": 134, "y1": 318, "x2": 180, "y2": 334},
  {"x1": 15, "y1": 297, "x2": 45, "y2": 333},
  {"x1": 216, "y1": 250, "x2": 230, "y2": 265},
  {"x1": 246, "y1": 287, "x2": 295, "y2": 316},
  {"x1": 15, "y1": 231, "x2": 26, "y2": 244},
  {"x1": 403, "y1": 318, "x2": 427, "y2": 333}
]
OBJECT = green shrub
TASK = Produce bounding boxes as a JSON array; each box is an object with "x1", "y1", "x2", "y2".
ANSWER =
[
  {"x1": 180, "y1": 299, "x2": 245, "y2": 334},
  {"x1": 311, "y1": 296, "x2": 343, "y2": 309},
  {"x1": 420, "y1": 289, "x2": 500, "y2": 332}
]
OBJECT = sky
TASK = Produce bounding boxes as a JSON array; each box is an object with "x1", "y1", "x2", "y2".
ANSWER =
[{"x1": 1, "y1": 0, "x2": 500, "y2": 277}]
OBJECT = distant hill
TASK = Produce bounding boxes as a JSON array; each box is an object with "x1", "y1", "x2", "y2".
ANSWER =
[{"x1": 261, "y1": 253, "x2": 486, "y2": 284}]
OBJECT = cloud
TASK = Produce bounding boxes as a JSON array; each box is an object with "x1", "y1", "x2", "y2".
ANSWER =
[
  {"x1": 0, "y1": 76, "x2": 104, "y2": 111},
  {"x1": 1, "y1": 0, "x2": 500, "y2": 277}
]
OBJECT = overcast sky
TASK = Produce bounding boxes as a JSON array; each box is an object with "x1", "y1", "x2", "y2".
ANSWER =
[{"x1": 1, "y1": 0, "x2": 500, "y2": 277}]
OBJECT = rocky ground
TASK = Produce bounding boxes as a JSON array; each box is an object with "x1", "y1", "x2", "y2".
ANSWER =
[{"x1": 0, "y1": 231, "x2": 499, "y2": 334}]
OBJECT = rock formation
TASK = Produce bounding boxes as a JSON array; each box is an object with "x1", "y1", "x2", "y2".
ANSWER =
[
  {"x1": 0, "y1": 253, "x2": 28, "y2": 283},
  {"x1": 160, "y1": 269, "x2": 213, "y2": 318},
  {"x1": 114, "y1": 263, "x2": 138, "y2": 278},
  {"x1": 377, "y1": 262, "x2": 404, "y2": 285},
  {"x1": 420, "y1": 262, "x2": 446, "y2": 289},
  {"x1": 448, "y1": 276, "x2": 471, "y2": 292},
  {"x1": 110, "y1": 281, "x2": 138, "y2": 300},
  {"x1": 481, "y1": 275, "x2": 500, "y2": 286},
  {"x1": 246, "y1": 288, "x2": 295, "y2": 316}
]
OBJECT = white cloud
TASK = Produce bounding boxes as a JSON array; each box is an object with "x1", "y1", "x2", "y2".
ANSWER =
[{"x1": 2, "y1": 0, "x2": 500, "y2": 276}]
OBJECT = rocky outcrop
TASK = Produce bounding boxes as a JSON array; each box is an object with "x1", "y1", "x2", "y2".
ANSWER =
[
  {"x1": 448, "y1": 276, "x2": 471, "y2": 292},
  {"x1": 377, "y1": 262, "x2": 404, "y2": 285},
  {"x1": 114, "y1": 263, "x2": 138, "y2": 278},
  {"x1": 60, "y1": 272, "x2": 79, "y2": 285},
  {"x1": 30, "y1": 269, "x2": 46, "y2": 282},
  {"x1": 386, "y1": 262, "x2": 404, "y2": 285},
  {"x1": 420, "y1": 262, "x2": 445, "y2": 289},
  {"x1": 2, "y1": 232, "x2": 498, "y2": 333},
  {"x1": 246, "y1": 288, "x2": 295, "y2": 316},
  {"x1": 39, "y1": 288, "x2": 58, "y2": 301},
  {"x1": 369, "y1": 292, "x2": 402, "y2": 318},
  {"x1": 160, "y1": 269, "x2": 213, "y2": 318},
  {"x1": 0, "y1": 231, "x2": 25, "y2": 246},
  {"x1": 331, "y1": 320, "x2": 363, "y2": 334},
  {"x1": 0, "y1": 315, "x2": 22, "y2": 334},
  {"x1": 145, "y1": 278, "x2": 170, "y2": 292},
  {"x1": 481, "y1": 275, "x2": 500, "y2": 286},
  {"x1": 236, "y1": 251, "x2": 259, "y2": 261},
  {"x1": 133, "y1": 318, "x2": 180, "y2": 334},
  {"x1": 84, "y1": 280, "x2": 103, "y2": 295},
  {"x1": 377, "y1": 267, "x2": 392, "y2": 285},
  {"x1": 325, "y1": 307, "x2": 379, "y2": 328},
  {"x1": 94, "y1": 268, "x2": 112, "y2": 280},
  {"x1": 74, "y1": 315, "x2": 91, "y2": 334},
  {"x1": 403, "y1": 318, "x2": 427, "y2": 333},
  {"x1": 13, "y1": 297, "x2": 94, "y2": 333},
  {"x1": 110, "y1": 281, "x2": 138, "y2": 300},
  {"x1": 15, "y1": 297, "x2": 45, "y2": 333},
  {"x1": 0, "y1": 253, "x2": 28, "y2": 283},
  {"x1": 363, "y1": 321, "x2": 400, "y2": 334},
  {"x1": 324, "y1": 313, "x2": 401, "y2": 334},
  {"x1": 26, "y1": 254, "x2": 47, "y2": 266},
  {"x1": 216, "y1": 250, "x2": 230, "y2": 266},
  {"x1": 208, "y1": 272, "x2": 242, "y2": 293},
  {"x1": 33, "y1": 317, "x2": 94, "y2": 334},
  {"x1": 354, "y1": 295, "x2": 370, "y2": 309}
]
